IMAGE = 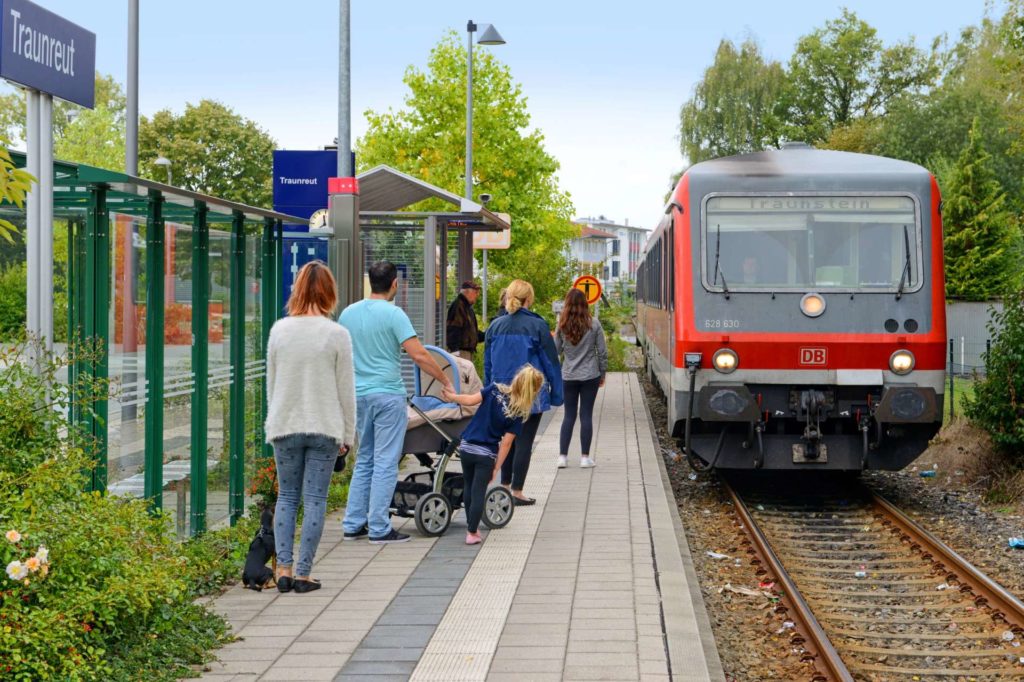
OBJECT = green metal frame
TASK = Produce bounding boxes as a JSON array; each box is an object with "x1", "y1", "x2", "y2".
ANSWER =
[
  {"x1": 228, "y1": 211, "x2": 246, "y2": 524},
  {"x1": 84, "y1": 184, "x2": 110, "y2": 492},
  {"x1": 144, "y1": 190, "x2": 166, "y2": 508},
  {"x1": 190, "y1": 200, "x2": 210, "y2": 535},
  {"x1": 261, "y1": 217, "x2": 276, "y2": 459}
]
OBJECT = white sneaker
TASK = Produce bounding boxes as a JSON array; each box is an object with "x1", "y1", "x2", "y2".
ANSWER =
[
  {"x1": 580, "y1": 456, "x2": 596, "y2": 468},
  {"x1": 557, "y1": 455, "x2": 568, "y2": 469}
]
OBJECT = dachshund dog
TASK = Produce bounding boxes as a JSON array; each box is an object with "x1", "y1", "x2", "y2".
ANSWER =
[{"x1": 242, "y1": 507, "x2": 276, "y2": 591}]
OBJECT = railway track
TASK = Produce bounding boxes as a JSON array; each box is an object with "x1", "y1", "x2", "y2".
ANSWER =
[{"x1": 724, "y1": 477, "x2": 1024, "y2": 681}]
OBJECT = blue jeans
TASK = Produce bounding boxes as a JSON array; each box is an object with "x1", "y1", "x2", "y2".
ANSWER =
[
  {"x1": 273, "y1": 433, "x2": 339, "y2": 576},
  {"x1": 343, "y1": 393, "x2": 408, "y2": 538}
]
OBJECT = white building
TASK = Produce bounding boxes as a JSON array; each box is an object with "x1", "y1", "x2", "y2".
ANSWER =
[
  {"x1": 575, "y1": 216, "x2": 649, "y2": 286},
  {"x1": 568, "y1": 223, "x2": 616, "y2": 273}
]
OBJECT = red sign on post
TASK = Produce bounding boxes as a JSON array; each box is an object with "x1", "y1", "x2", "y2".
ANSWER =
[{"x1": 573, "y1": 275, "x2": 602, "y2": 305}]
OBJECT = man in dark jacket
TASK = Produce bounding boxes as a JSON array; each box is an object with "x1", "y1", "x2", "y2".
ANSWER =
[{"x1": 446, "y1": 280, "x2": 482, "y2": 360}]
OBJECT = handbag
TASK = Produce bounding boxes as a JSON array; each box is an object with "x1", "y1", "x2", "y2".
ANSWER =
[{"x1": 334, "y1": 437, "x2": 355, "y2": 473}]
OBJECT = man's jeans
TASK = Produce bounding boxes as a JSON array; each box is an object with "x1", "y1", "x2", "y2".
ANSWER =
[
  {"x1": 342, "y1": 393, "x2": 408, "y2": 538},
  {"x1": 273, "y1": 433, "x2": 338, "y2": 576}
]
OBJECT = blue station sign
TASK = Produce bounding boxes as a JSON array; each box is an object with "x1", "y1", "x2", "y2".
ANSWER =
[
  {"x1": 0, "y1": 0, "x2": 96, "y2": 108},
  {"x1": 272, "y1": 150, "x2": 338, "y2": 221}
]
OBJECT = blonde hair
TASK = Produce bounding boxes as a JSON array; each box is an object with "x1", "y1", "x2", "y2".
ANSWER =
[
  {"x1": 504, "y1": 280, "x2": 535, "y2": 315},
  {"x1": 498, "y1": 365, "x2": 544, "y2": 421}
]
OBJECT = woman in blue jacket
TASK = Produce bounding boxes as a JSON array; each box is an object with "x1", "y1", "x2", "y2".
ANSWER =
[{"x1": 484, "y1": 279, "x2": 563, "y2": 505}]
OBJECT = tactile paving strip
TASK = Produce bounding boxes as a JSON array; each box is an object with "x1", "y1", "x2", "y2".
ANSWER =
[{"x1": 409, "y1": 415, "x2": 561, "y2": 681}]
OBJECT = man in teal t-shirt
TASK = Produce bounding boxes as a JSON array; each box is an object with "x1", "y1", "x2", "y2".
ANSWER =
[{"x1": 338, "y1": 261, "x2": 452, "y2": 544}]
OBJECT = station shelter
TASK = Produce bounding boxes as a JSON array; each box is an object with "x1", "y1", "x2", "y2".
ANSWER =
[
  {"x1": 4, "y1": 152, "x2": 300, "y2": 537},
  {"x1": 288, "y1": 163, "x2": 509, "y2": 385}
]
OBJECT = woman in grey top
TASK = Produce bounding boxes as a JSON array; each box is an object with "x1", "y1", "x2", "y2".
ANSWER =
[{"x1": 554, "y1": 288, "x2": 608, "y2": 468}]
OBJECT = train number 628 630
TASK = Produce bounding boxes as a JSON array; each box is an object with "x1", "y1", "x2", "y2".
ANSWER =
[{"x1": 703, "y1": 319, "x2": 740, "y2": 329}]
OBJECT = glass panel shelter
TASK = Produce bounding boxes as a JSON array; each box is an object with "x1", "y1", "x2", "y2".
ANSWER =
[{"x1": 3, "y1": 153, "x2": 300, "y2": 536}]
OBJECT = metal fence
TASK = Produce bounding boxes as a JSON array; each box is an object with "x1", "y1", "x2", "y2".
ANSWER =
[{"x1": 946, "y1": 301, "x2": 1003, "y2": 376}]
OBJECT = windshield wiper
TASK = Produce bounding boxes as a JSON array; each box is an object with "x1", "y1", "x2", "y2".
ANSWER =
[
  {"x1": 713, "y1": 224, "x2": 731, "y2": 299},
  {"x1": 896, "y1": 224, "x2": 911, "y2": 300}
]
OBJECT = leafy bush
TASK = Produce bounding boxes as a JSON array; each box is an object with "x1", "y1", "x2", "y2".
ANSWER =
[
  {"x1": 0, "y1": 261, "x2": 26, "y2": 342},
  {"x1": 0, "y1": 341, "x2": 231, "y2": 680},
  {"x1": 964, "y1": 285, "x2": 1024, "y2": 453}
]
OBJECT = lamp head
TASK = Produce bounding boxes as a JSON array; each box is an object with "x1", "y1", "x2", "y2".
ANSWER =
[
  {"x1": 477, "y1": 24, "x2": 505, "y2": 45},
  {"x1": 155, "y1": 156, "x2": 171, "y2": 167}
]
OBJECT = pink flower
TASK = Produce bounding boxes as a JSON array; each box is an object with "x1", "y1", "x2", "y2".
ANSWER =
[
  {"x1": 4, "y1": 530, "x2": 21, "y2": 544},
  {"x1": 24, "y1": 557, "x2": 40, "y2": 572}
]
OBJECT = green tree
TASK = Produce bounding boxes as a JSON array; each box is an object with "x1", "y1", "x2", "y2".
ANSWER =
[
  {"x1": 356, "y1": 33, "x2": 576, "y2": 310},
  {"x1": 55, "y1": 106, "x2": 125, "y2": 171},
  {"x1": 782, "y1": 9, "x2": 939, "y2": 144},
  {"x1": 0, "y1": 73, "x2": 126, "y2": 146},
  {"x1": 871, "y1": 16, "x2": 1024, "y2": 212},
  {"x1": 942, "y1": 119, "x2": 1020, "y2": 300},
  {"x1": 138, "y1": 99, "x2": 275, "y2": 206},
  {"x1": 678, "y1": 38, "x2": 786, "y2": 164}
]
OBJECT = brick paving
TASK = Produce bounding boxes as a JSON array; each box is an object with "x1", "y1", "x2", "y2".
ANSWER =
[{"x1": 195, "y1": 373, "x2": 723, "y2": 681}]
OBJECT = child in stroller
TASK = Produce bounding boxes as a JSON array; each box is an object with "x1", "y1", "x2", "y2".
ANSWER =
[{"x1": 394, "y1": 347, "x2": 515, "y2": 537}]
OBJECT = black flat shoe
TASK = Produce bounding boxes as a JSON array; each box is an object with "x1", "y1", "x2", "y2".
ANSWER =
[
  {"x1": 293, "y1": 578, "x2": 321, "y2": 593},
  {"x1": 513, "y1": 497, "x2": 536, "y2": 506},
  {"x1": 276, "y1": 576, "x2": 294, "y2": 593}
]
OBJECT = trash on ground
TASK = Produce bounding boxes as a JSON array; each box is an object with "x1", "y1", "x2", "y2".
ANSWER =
[
  {"x1": 1009, "y1": 537, "x2": 1024, "y2": 549},
  {"x1": 706, "y1": 551, "x2": 730, "y2": 560},
  {"x1": 756, "y1": 504, "x2": 765, "y2": 511},
  {"x1": 919, "y1": 470, "x2": 937, "y2": 478},
  {"x1": 936, "y1": 583, "x2": 950, "y2": 591},
  {"x1": 688, "y1": 473, "x2": 698, "y2": 481},
  {"x1": 718, "y1": 583, "x2": 773, "y2": 598},
  {"x1": 1003, "y1": 631, "x2": 1016, "y2": 642}
]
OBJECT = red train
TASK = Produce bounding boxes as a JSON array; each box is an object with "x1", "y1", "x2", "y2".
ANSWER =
[{"x1": 636, "y1": 144, "x2": 946, "y2": 470}]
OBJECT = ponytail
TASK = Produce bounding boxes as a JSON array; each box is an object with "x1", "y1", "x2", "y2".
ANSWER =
[{"x1": 504, "y1": 279, "x2": 535, "y2": 315}]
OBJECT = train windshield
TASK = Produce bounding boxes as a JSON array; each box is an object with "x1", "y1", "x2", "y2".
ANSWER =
[{"x1": 703, "y1": 195, "x2": 920, "y2": 292}]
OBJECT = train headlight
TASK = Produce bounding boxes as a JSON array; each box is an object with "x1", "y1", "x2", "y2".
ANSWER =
[
  {"x1": 712, "y1": 348, "x2": 738, "y2": 374},
  {"x1": 889, "y1": 349, "x2": 915, "y2": 375},
  {"x1": 800, "y1": 293, "x2": 826, "y2": 318}
]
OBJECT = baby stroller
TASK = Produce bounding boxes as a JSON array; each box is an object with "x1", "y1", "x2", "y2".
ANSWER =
[{"x1": 393, "y1": 346, "x2": 515, "y2": 537}]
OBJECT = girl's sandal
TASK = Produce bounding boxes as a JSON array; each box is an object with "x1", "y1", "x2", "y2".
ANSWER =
[{"x1": 293, "y1": 577, "x2": 322, "y2": 593}]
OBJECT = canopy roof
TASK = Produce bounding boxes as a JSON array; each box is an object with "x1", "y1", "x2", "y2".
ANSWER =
[
  {"x1": 6, "y1": 151, "x2": 305, "y2": 226},
  {"x1": 357, "y1": 164, "x2": 511, "y2": 231}
]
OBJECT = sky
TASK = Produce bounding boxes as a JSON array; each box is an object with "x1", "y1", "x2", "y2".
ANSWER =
[{"x1": 3, "y1": 0, "x2": 1003, "y2": 230}]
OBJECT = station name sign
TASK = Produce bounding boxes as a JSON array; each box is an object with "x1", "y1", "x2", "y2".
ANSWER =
[{"x1": 0, "y1": 0, "x2": 95, "y2": 108}]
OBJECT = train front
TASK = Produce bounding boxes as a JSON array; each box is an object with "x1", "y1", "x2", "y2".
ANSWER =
[{"x1": 675, "y1": 147, "x2": 946, "y2": 471}]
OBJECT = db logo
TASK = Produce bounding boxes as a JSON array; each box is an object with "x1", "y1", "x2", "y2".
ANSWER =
[{"x1": 799, "y1": 348, "x2": 827, "y2": 366}]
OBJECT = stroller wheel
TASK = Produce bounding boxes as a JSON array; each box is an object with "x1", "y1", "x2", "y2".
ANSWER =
[
  {"x1": 482, "y1": 486, "x2": 514, "y2": 529},
  {"x1": 414, "y1": 492, "x2": 452, "y2": 537}
]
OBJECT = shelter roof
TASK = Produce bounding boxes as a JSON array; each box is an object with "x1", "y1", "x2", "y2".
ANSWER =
[
  {"x1": 7, "y1": 150, "x2": 304, "y2": 224},
  {"x1": 357, "y1": 165, "x2": 510, "y2": 231}
]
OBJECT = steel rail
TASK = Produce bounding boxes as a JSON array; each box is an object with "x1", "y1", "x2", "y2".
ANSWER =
[
  {"x1": 724, "y1": 481, "x2": 854, "y2": 682},
  {"x1": 872, "y1": 492, "x2": 1024, "y2": 635}
]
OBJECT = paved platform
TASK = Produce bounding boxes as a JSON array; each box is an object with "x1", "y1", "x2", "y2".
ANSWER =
[{"x1": 196, "y1": 373, "x2": 724, "y2": 681}]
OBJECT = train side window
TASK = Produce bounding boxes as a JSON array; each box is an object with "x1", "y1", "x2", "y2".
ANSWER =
[{"x1": 667, "y1": 228, "x2": 674, "y2": 311}]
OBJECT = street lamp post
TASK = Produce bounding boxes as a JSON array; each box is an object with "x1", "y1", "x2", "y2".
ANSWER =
[
  {"x1": 155, "y1": 155, "x2": 172, "y2": 185},
  {"x1": 465, "y1": 20, "x2": 505, "y2": 323}
]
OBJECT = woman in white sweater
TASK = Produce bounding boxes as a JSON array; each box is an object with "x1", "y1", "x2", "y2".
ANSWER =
[{"x1": 265, "y1": 261, "x2": 356, "y2": 594}]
